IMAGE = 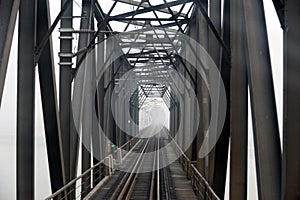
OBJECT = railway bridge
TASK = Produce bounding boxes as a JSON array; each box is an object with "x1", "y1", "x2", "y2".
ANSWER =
[{"x1": 0, "y1": 0, "x2": 299, "y2": 199}]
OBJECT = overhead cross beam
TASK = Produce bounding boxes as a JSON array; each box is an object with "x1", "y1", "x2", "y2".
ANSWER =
[
  {"x1": 111, "y1": 0, "x2": 193, "y2": 19},
  {"x1": 111, "y1": 0, "x2": 186, "y2": 17}
]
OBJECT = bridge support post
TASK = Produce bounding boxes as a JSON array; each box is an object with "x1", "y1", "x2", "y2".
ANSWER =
[
  {"x1": 37, "y1": 0, "x2": 66, "y2": 194},
  {"x1": 0, "y1": 0, "x2": 20, "y2": 105},
  {"x1": 229, "y1": 0, "x2": 248, "y2": 198},
  {"x1": 283, "y1": 0, "x2": 300, "y2": 199},
  {"x1": 96, "y1": 32, "x2": 106, "y2": 181},
  {"x1": 75, "y1": 0, "x2": 95, "y2": 197},
  {"x1": 17, "y1": 0, "x2": 36, "y2": 199},
  {"x1": 243, "y1": 0, "x2": 282, "y2": 199},
  {"x1": 191, "y1": 5, "x2": 211, "y2": 198},
  {"x1": 207, "y1": 0, "x2": 222, "y2": 181},
  {"x1": 59, "y1": 0, "x2": 75, "y2": 191},
  {"x1": 209, "y1": 0, "x2": 231, "y2": 198}
]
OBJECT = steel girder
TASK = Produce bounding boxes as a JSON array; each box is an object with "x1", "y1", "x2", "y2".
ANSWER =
[
  {"x1": 17, "y1": 0, "x2": 36, "y2": 199},
  {"x1": 59, "y1": 0, "x2": 75, "y2": 191},
  {"x1": 243, "y1": 0, "x2": 282, "y2": 199},
  {"x1": 272, "y1": 0, "x2": 285, "y2": 29},
  {"x1": 0, "y1": 0, "x2": 20, "y2": 106},
  {"x1": 111, "y1": 0, "x2": 192, "y2": 19},
  {"x1": 192, "y1": 5, "x2": 209, "y2": 195},
  {"x1": 283, "y1": 0, "x2": 300, "y2": 199},
  {"x1": 112, "y1": 0, "x2": 186, "y2": 18},
  {"x1": 37, "y1": 0, "x2": 66, "y2": 194},
  {"x1": 229, "y1": 0, "x2": 248, "y2": 198},
  {"x1": 210, "y1": 0, "x2": 231, "y2": 197},
  {"x1": 77, "y1": 0, "x2": 95, "y2": 196}
]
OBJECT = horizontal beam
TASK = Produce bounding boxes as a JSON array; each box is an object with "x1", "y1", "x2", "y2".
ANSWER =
[
  {"x1": 112, "y1": 0, "x2": 192, "y2": 19},
  {"x1": 109, "y1": 17, "x2": 186, "y2": 21},
  {"x1": 111, "y1": 0, "x2": 186, "y2": 17},
  {"x1": 152, "y1": 18, "x2": 190, "y2": 28}
]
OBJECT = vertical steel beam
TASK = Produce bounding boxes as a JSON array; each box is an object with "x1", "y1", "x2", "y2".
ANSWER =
[
  {"x1": 17, "y1": 0, "x2": 36, "y2": 199},
  {"x1": 183, "y1": 65, "x2": 192, "y2": 159},
  {"x1": 198, "y1": 4, "x2": 210, "y2": 181},
  {"x1": 175, "y1": 104, "x2": 180, "y2": 140},
  {"x1": 96, "y1": 33, "x2": 105, "y2": 161},
  {"x1": 283, "y1": 0, "x2": 300, "y2": 199},
  {"x1": 190, "y1": 5, "x2": 211, "y2": 198},
  {"x1": 211, "y1": 0, "x2": 231, "y2": 197},
  {"x1": 81, "y1": 46, "x2": 93, "y2": 197},
  {"x1": 95, "y1": 33, "x2": 105, "y2": 182},
  {"x1": 0, "y1": 0, "x2": 20, "y2": 105},
  {"x1": 177, "y1": 61, "x2": 185, "y2": 149},
  {"x1": 103, "y1": 39, "x2": 114, "y2": 155},
  {"x1": 59, "y1": 0, "x2": 75, "y2": 185},
  {"x1": 194, "y1": 3, "x2": 209, "y2": 176},
  {"x1": 229, "y1": 0, "x2": 248, "y2": 198},
  {"x1": 186, "y1": 26, "x2": 200, "y2": 161},
  {"x1": 76, "y1": 0, "x2": 94, "y2": 195},
  {"x1": 111, "y1": 63, "x2": 117, "y2": 143},
  {"x1": 36, "y1": 0, "x2": 65, "y2": 193},
  {"x1": 170, "y1": 107, "x2": 174, "y2": 135},
  {"x1": 208, "y1": 0, "x2": 221, "y2": 188},
  {"x1": 90, "y1": 20, "x2": 101, "y2": 186},
  {"x1": 243, "y1": 0, "x2": 281, "y2": 199},
  {"x1": 183, "y1": 32, "x2": 198, "y2": 160},
  {"x1": 209, "y1": 0, "x2": 221, "y2": 67}
]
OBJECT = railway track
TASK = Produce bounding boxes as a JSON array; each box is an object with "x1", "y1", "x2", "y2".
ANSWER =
[{"x1": 101, "y1": 136, "x2": 175, "y2": 200}]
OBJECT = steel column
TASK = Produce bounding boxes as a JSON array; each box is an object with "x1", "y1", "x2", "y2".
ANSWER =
[
  {"x1": 211, "y1": 0, "x2": 231, "y2": 197},
  {"x1": 243, "y1": 0, "x2": 281, "y2": 199},
  {"x1": 59, "y1": 0, "x2": 74, "y2": 186},
  {"x1": 209, "y1": 0, "x2": 221, "y2": 67},
  {"x1": 229, "y1": 0, "x2": 248, "y2": 198},
  {"x1": 194, "y1": 3, "x2": 209, "y2": 174},
  {"x1": 0, "y1": 0, "x2": 20, "y2": 105},
  {"x1": 283, "y1": 0, "x2": 300, "y2": 199},
  {"x1": 90, "y1": 21, "x2": 101, "y2": 186},
  {"x1": 81, "y1": 44, "x2": 93, "y2": 196},
  {"x1": 37, "y1": 0, "x2": 65, "y2": 193},
  {"x1": 103, "y1": 39, "x2": 115, "y2": 154},
  {"x1": 207, "y1": 3, "x2": 222, "y2": 179},
  {"x1": 17, "y1": 0, "x2": 36, "y2": 199},
  {"x1": 76, "y1": 0, "x2": 95, "y2": 195},
  {"x1": 96, "y1": 33, "x2": 105, "y2": 161}
]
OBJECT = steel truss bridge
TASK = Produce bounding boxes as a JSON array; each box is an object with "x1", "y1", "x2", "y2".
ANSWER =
[{"x1": 0, "y1": 0, "x2": 299, "y2": 199}]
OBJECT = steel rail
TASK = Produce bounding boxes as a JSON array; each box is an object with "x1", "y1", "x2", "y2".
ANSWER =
[
  {"x1": 149, "y1": 138, "x2": 158, "y2": 200},
  {"x1": 115, "y1": 138, "x2": 151, "y2": 199},
  {"x1": 156, "y1": 136, "x2": 161, "y2": 200},
  {"x1": 123, "y1": 138, "x2": 156, "y2": 200}
]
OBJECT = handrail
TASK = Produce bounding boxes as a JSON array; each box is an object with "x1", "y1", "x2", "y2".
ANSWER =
[
  {"x1": 45, "y1": 135, "x2": 140, "y2": 200},
  {"x1": 190, "y1": 164, "x2": 220, "y2": 200},
  {"x1": 45, "y1": 157, "x2": 106, "y2": 200},
  {"x1": 168, "y1": 134, "x2": 220, "y2": 200}
]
